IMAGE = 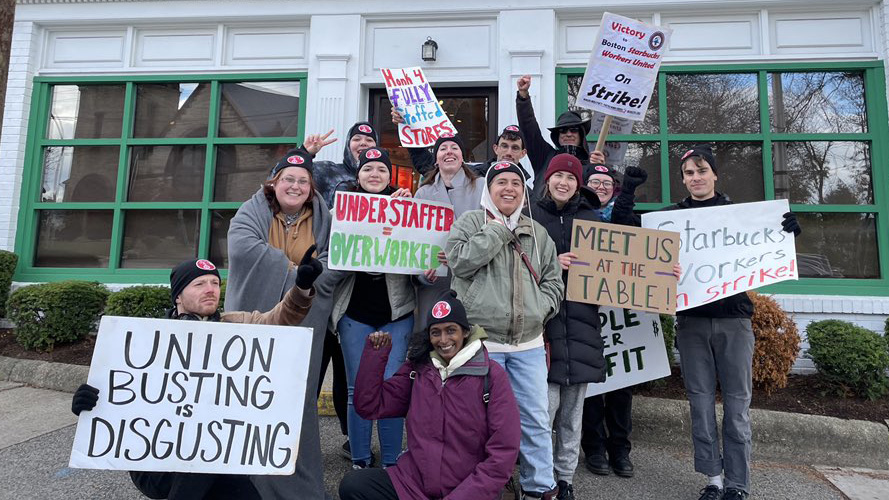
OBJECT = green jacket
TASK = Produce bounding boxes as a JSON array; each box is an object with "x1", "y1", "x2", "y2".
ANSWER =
[{"x1": 446, "y1": 210, "x2": 563, "y2": 346}]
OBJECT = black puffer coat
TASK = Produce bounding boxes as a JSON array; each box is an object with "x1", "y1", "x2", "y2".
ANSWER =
[{"x1": 531, "y1": 191, "x2": 607, "y2": 386}]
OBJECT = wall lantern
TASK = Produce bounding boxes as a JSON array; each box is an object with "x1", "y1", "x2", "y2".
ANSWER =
[{"x1": 422, "y1": 36, "x2": 438, "y2": 62}]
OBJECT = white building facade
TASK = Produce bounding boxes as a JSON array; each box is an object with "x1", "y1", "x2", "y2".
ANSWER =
[{"x1": 2, "y1": 0, "x2": 888, "y2": 367}]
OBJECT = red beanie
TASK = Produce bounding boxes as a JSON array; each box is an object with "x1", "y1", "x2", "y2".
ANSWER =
[{"x1": 544, "y1": 153, "x2": 583, "y2": 184}]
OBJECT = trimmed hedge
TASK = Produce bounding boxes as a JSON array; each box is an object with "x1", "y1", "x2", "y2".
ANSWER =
[
  {"x1": 806, "y1": 319, "x2": 889, "y2": 400},
  {"x1": 750, "y1": 292, "x2": 800, "y2": 395},
  {"x1": 106, "y1": 285, "x2": 171, "y2": 318},
  {"x1": 658, "y1": 314, "x2": 677, "y2": 366},
  {"x1": 7, "y1": 280, "x2": 109, "y2": 351},
  {"x1": 0, "y1": 250, "x2": 18, "y2": 318}
]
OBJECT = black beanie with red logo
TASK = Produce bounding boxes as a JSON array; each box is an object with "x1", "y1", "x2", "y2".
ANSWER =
[
  {"x1": 269, "y1": 148, "x2": 313, "y2": 180},
  {"x1": 169, "y1": 258, "x2": 220, "y2": 306},
  {"x1": 358, "y1": 147, "x2": 392, "y2": 174},
  {"x1": 427, "y1": 290, "x2": 470, "y2": 332}
]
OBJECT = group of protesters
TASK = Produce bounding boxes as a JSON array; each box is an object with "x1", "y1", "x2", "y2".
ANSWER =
[{"x1": 71, "y1": 73, "x2": 801, "y2": 500}]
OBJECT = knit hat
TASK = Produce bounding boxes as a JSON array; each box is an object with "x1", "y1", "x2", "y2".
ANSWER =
[
  {"x1": 358, "y1": 147, "x2": 392, "y2": 174},
  {"x1": 679, "y1": 144, "x2": 717, "y2": 174},
  {"x1": 544, "y1": 153, "x2": 583, "y2": 183},
  {"x1": 432, "y1": 133, "x2": 467, "y2": 161},
  {"x1": 169, "y1": 258, "x2": 220, "y2": 306},
  {"x1": 427, "y1": 290, "x2": 470, "y2": 332},
  {"x1": 497, "y1": 124, "x2": 526, "y2": 148},
  {"x1": 485, "y1": 160, "x2": 528, "y2": 187},
  {"x1": 348, "y1": 121, "x2": 378, "y2": 142},
  {"x1": 269, "y1": 148, "x2": 313, "y2": 180},
  {"x1": 584, "y1": 163, "x2": 617, "y2": 184}
]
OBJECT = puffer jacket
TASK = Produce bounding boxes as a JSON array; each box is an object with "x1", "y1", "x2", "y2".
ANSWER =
[
  {"x1": 354, "y1": 326, "x2": 520, "y2": 500},
  {"x1": 446, "y1": 210, "x2": 563, "y2": 346},
  {"x1": 532, "y1": 193, "x2": 607, "y2": 385},
  {"x1": 312, "y1": 121, "x2": 379, "y2": 208}
]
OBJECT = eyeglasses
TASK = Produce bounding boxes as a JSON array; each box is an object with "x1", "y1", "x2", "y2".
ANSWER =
[
  {"x1": 588, "y1": 179, "x2": 614, "y2": 189},
  {"x1": 280, "y1": 177, "x2": 310, "y2": 186},
  {"x1": 561, "y1": 127, "x2": 581, "y2": 134}
]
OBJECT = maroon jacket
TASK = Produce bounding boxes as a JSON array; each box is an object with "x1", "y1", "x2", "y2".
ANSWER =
[{"x1": 354, "y1": 336, "x2": 520, "y2": 500}]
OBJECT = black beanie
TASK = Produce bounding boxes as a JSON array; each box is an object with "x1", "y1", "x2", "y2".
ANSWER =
[
  {"x1": 486, "y1": 160, "x2": 528, "y2": 186},
  {"x1": 497, "y1": 124, "x2": 526, "y2": 148},
  {"x1": 348, "y1": 122, "x2": 378, "y2": 142},
  {"x1": 269, "y1": 148, "x2": 313, "y2": 180},
  {"x1": 432, "y1": 134, "x2": 467, "y2": 160},
  {"x1": 427, "y1": 290, "x2": 470, "y2": 332},
  {"x1": 679, "y1": 144, "x2": 717, "y2": 174},
  {"x1": 584, "y1": 163, "x2": 617, "y2": 184},
  {"x1": 169, "y1": 258, "x2": 220, "y2": 306},
  {"x1": 358, "y1": 147, "x2": 392, "y2": 174}
]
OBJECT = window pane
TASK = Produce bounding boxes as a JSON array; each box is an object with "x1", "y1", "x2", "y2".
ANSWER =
[
  {"x1": 796, "y1": 213, "x2": 879, "y2": 279},
  {"x1": 209, "y1": 210, "x2": 237, "y2": 268},
  {"x1": 35, "y1": 210, "x2": 113, "y2": 267},
  {"x1": 41, "y1": 146, "x2": 119, "y2": 202},
  {"x1": 219, "y1": 82, "x2": 301, "y2": 138},
  {"x1": 669, "y1": 142, "x2": 764, "y2": 203},
  {"x1": 46, "y1": 84, "x2": 125, "y2": 139},
  {"x1": 605, "y1": 141, "x2": 661, "y2": 203},
  {"x1": 666, "y1": 74, "x2": 759, "y2": 134},
  {"x1": 133, "y1": 83, "x2": 210, "y2": 138},
  {"x1": 127, "y1": 145, "x2": 206, "y2": 202},
  {"x1": 120, "y1": 210, "x2": 200, "y2": 268},
  {"x1": 773, "y1": 141, "x2": 872, "y2": 204},
  {"x1": 768, "y1": 72, "x2": 867, "y2": 134},
  {"x1": 566, "y1": 75, "x2": 659, "y2": 134},
  {"x1": 214, "y1": 144, "x2": 290, "y2": 202}
]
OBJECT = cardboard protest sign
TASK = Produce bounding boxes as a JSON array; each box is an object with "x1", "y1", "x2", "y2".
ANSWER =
[
  {"x1": 586, "y1": 307, "x2": 671, "y2": 397},
  {"x1": 70, "y1": 316, "x2": 313, "y2": 474},
  {"x1": 641, "y1": 200, "x2": 798, "y2": 311},
  {"x1": 382, "y1": 67, "x2": 456, "y2": 148},
  {"x1": 329, "y1": 191, "x2": 454, "y2": 276},
  {"x1": 576, "y1": 12, "x2": 672, "y2": 121},
  {"x1": 566, "y1": 220, "x2": 680, "y2": 314}
]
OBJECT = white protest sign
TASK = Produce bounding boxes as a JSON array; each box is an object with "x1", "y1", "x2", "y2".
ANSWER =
[
  {"x1": 576, "y1": 13, "x2": 672, "y2": 120},
  {"x1": 590, "y1": 112, "x2": 631, "y2": 164},
  {"x1": 329, "y1": 191, "x2": 454, "y2": 276},
  {"x1": 382, "y1": 67, "x2": 456, "y2": 148},
  {"x1": 70, "y1": 316, "x2": 312, "y2": 475},
  {"x1": 641, "y1": 200, "x2": 798, "y2": 311},
  {"x1": 586, "y1": 307, "x2": 671, "y2": 397}
]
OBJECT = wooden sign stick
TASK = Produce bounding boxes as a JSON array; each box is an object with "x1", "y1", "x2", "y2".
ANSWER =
[{"x1": 594, "y1": 115, "x2": 614, "y2": 153}]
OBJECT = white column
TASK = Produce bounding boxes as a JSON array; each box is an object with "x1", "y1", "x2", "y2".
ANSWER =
[
  {"x1": 304, "y1": 15, "x2": 362, "y2": 162},
  {"x1": 0, "y1": 21, "x2": 40, "y2": 252},
  {"x1": 498, "y1": 10, "x2": 556, "y2": 130}
]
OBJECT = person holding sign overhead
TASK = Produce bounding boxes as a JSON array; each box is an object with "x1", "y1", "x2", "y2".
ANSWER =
[
  {"x1": 447, "y1": 161, "x2": 564, "y2": 500},
  {"x1": 325, "y1": 147, "x2": 417, "y2": 471},
  {"x1": 338, "y1": 291, "x2": 521, "y2": 500},
  {"x1": 71, "y1": 253, "x2": 323, "y2": 500}
]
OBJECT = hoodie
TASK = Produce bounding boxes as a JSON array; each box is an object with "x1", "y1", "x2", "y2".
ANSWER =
[{"x1": 312, "y1": 121, "x2": 380, "y2": 208}]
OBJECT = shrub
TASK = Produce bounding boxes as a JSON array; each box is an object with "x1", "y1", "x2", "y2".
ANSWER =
[
  {"x1": 806, "y1": 319, "x2": 889, "y2": 400},
  {"x1": 750, "y1": 292, "x2": 800, "y2": 395},
  {"x1": 106, "y1": 285, "x2": 171, "y2": 318},
  {"x1": 219, "y1": 278, "x2": 227, "y2": 311},
  {"x1": 0, "y1": 250, "x2": 18, "y2": 318},
  {"x1": 6, "y1": 280, "x2": 109, "y2": 351},
  {"x1": 658, "y1": 314, "x2": 677, "y2": 366}
]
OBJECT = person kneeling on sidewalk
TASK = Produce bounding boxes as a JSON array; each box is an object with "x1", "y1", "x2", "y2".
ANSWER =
[
  {"x1": 71, "y1": 250, "x2": 323, "y2": 500},
  {"x1": 338, "y1": 291, "x2": 521, "y2": 500}
]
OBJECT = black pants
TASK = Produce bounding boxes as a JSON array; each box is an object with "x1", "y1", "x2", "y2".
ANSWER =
[
  {"x1": 581, "y1": 386, "x2": 633, "y2": 459},
  {"x1": 339, "y1": 468, "x2": 398, "y2": 500},
  {"x1": 316, "y1": 329, "x2": 348, "y2": 436}
]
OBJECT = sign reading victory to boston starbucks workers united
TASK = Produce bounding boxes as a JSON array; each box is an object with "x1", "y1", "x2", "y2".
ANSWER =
[
  {"x1": 382, "y1": 67, "x2": 457, "y2": 148},
  {"x1": 576, "y1": 12, "x2": 672, "y2": 120}
]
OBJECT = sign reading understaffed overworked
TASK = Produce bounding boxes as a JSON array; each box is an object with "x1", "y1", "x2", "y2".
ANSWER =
[
  {"x1": 586, "y1": 307, "x2": 671, "y2": 397},
  {"x1": 641, "y1": 200, "x2": 798, "y2": 311},
  {"x1": 329, "y1": 192, "x2": 453, "y2": 276},
  {"x1": 567, "y1": 220, "x2": 680, "y2": 314},
  {"x1": 382, "y1": 67, "x2": 456, "y2": 148},
  {"x1": 576, "y1": 12, "x2": 672, "y2": 120},
  {"x1": 69, "y1": 316, "x2": 313, "y2": 474}
]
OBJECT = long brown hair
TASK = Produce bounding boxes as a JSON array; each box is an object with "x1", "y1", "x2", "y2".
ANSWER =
[{"x1": 263, "y1": 168, "x2": 317, "y2": 214}]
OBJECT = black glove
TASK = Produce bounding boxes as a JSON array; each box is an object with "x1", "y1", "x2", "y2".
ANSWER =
[
  {"x1": 782, "y1": 211, "x2": 802, "y2": 237},
  {"x1": 621, "y1": 166, "x2": 648, "y2": 194},
  {"x1": 295, "y1": 244, "x2": 323, "y2": 289},
  {"x1": 72, "y1": 383, "x2": 99, "y2": 416}
]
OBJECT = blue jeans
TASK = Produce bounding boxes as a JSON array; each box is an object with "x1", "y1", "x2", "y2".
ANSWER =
[
  {"x1": 338, "y1": 314, "x2": 413, "y2": 466},
  {"x1": 489, "y1": 347, "x2": 556, "y2": 494}
]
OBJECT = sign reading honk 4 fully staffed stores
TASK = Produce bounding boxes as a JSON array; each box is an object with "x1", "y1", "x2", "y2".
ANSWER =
[
  {"x1": 329, "y1": 192, "x2": 454, "y2": 276},
  {"x1": 576, "y1": 12, "x2": 672, "y2": 120}
]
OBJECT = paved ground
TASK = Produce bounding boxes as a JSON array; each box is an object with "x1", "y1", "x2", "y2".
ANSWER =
[{"x1": 0, "y1": 384, "x2": 885, "y2": 500}]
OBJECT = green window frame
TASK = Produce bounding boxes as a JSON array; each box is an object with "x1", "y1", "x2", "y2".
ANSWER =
[
  {"x1": 556, "y1": 61, "x2": 889, "y2": 297},
  {"x1": 13, "y1": 73, "x2": 308, "y2": 283}
]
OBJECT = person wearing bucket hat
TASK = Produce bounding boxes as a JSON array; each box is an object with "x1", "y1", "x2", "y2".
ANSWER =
[
  {"x1": 447, "y1": 161, "x2": 564, "y2": 500},
  {"x1": 338, "y1": 290, "x2": 520, "y2": 500},
  {"x1": 71, "y1": 253, "x2": 322, "y2": 500}
]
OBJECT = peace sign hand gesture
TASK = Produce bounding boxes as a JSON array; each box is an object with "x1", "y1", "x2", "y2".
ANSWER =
[{"x1": 304, "y1": 129, "x2": 337, "y2": 155}]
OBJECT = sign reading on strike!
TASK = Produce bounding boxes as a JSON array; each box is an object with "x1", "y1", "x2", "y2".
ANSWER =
[
  {"x1": 382, "y1": 67, "x2": 456, "y2": 148},
  {"x1": 329, "y1": 192, "x2": 454, "y2": 276},
  {"x1": 576, "y1": 12, "x2": 672, "y2": 120},
  {"x1": 69, "y1": 317, "x2": 313, "y2": 475},
  {"x1": 567, "y1": 220, "x2": 680, "y2": 314},
  {"x1": 641, "y1": 200, "x2": 799, "y2": 311},
  {"x1": 586, "y1": 307, "x2": 671, "y2": 397}
]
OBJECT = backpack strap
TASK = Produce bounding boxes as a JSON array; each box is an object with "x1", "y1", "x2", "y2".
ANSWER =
[{"x1": 483, "y1": 371, "x2": 490, "y2": 405}]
